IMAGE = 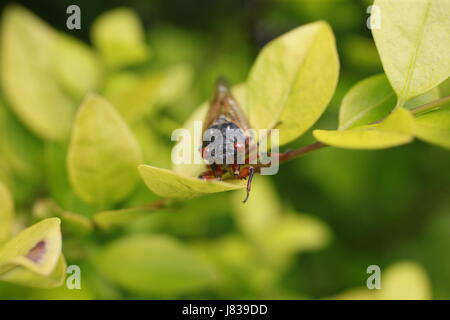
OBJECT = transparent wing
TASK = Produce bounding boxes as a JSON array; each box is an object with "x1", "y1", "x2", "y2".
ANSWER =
[{"x1": 202, "y1": 77, "x2": 250, "y2": 133}]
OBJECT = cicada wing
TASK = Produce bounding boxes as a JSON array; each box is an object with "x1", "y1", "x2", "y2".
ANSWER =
[
  {"x1": 204, "y1": 77, "x2": 250, "y2": 130},
  {"x1": 202, "y1": 82, "x2": 225, "y2": 132},
  {"x1": 222, "y1": 90, "x2": 250, "y2": 132}
]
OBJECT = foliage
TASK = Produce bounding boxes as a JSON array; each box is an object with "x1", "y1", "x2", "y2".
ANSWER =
[{"x1": 0, "y1": 0, "x2": 449, "y2": 299}]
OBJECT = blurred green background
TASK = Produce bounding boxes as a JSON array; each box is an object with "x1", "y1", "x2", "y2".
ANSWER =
[{"x1": 0, "y1": 0, "x2": 449, "y2": 299}]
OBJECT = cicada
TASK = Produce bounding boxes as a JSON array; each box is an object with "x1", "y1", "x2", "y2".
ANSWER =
[{"x1": 199, "y1": 77, "x2": 267, "y2": 203}]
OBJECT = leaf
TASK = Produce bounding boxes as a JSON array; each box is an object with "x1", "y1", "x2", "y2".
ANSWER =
[
  {"x1": 246, "y1": 21, "x2": 339, "y2": 145},
  {"x1": 0, "y1": 255, "x2": 66, "y2": 288},
  {"x1": 414, "y1": 107, "x2": 450, "y2": 149},
  {"x1": 93, "y1": 207, "x2": 157, "y2": 230},
  {"x1": 267, "y1": 213, "x2": 331, "y2": 256},
  {"x1": 405, "y1": 87, "x2": 440, "y2": 110},
  {"x1": 67, "y1": 94, "x2": 143, "y2": 208},
  {"x1": 103, "y1": 64, "x2": 192, "y2": 124},
  {"x1": 139, "y1": 165, "x2": 244, "y2": 200},
  {"x1": 0, "y1": 218, "x2": 62, "y2": 276},
  {"x1": 33, "y1": 199, "x2": 94, "y2": 236},
  {"x1": 372, "y1": 0, "x2": 450, "y2": 104},
  {"x1": 96, "y1": 234, "x2": 216, "y2": 296},
  {"x1": 54, "y1": 33, "x2": 101, "y2": 100},
  {"x1": 44, "y1": 143, "x2": 92, "y2": 214},
  {"x1": 0, "y1": 182, "x2": 14, "y2": 244},
  {"x1": 331, "y1": 261, "x2": 431, "y2": 300},
  {"x1": 378, "y1": 261, "x2": 432, "y2": 300},
  {"x1": 0, "y1": 100, "x2": 43, "y2": 182},
  {"x1": 91, "y1": 7, "x2": 150, "y2": 69},
  {"x1": 232, "y1": 177, "x2": 330, "y2": 262},
  {"x1": 339, "y1": 74, "x2": 396, "y2": 130},
  {"x1": 1, "y1": 5, "x2": 76, "y2": 141},
  {"x1": 314, "y1": 108, "x2": 414, "y2": 150},
  {"x1": 232, "y1": 177, "x2": 282, "y2": 240}
]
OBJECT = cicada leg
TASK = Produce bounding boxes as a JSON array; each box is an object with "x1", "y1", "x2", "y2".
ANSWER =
[{"x1": 239, "y1": 166, "x2": 255, "y2": 203}]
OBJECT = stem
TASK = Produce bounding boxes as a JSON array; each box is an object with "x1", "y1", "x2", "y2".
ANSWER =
[
  {"x1": 276, "y1": 94, "x2": 450, "y2": 164},
  {"x1": 278, "y1": 141, "x2": 327, "y2": 164},
  {"x1": 410, "y1": 94, "x2": 450, "y2": 115}
]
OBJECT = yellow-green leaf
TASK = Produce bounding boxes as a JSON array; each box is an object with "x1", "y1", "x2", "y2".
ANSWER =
[
  {"x1": 0, "y1": 182, "x2": 14, "y2": 244},
  {"x1": 372, "y1": 0, "x2": 450, "y2": 104},
  {"x1": 232, "y1": 177, "x2": 281, "y2": 240},
  {"x1": 339, "y1": 74, "x2": 396, "y2": 130},
  {"x1": 1, "y1": 5, "x2": 76, "y2": 141},
  {"x1": 67, "y1": 94, "x2": 143, "y2": 208},
  {"x1": 139, "y1": 165, "x2": 245, "y2": 200},
  {"x1": 0, "y1": 100, "x2": 43, "y2": 183},
  {"x1": 91, "y1": 8, "x2": 150, "y2": 68},
  {"x1": 0, "y1": 218, "x2": 62, "y2": 276},
  {"x1": 246, "y1": 21, "x2": 339, "y2": 145},
  {"x1": 414, "y1": 107, "x2": 450, "y2": 149},
  {"x1": 331, "y1": 261, "x2": 432, "y2": 300},
  {"x1": 267, "y1": 213, "x2": 331, "y2": 256},
  {"x1": 405, "y1": 87, "x2": 440, "y2": 110},
  {"x1": 103, "y1": 64, "x2": 192, "y2": 124},
  {"x1": 314, "y1": 108, "x2": 414, "y2": 150},
  {"x1": 378, "y1": 261, "x2": 432, "y2": 300},
  {"x1": 0, "y1": 255, "x2": 66, "y2": 288},
  {"x1": 96, "y1": 234, "x2": 217, "y2": 296},
  {"x1": 54, "y1": 33, "x2": 101, "y2": 100}
]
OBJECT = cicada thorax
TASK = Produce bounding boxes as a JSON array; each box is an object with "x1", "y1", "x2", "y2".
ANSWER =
[{"x1": 201, "y1": 115, "x2": 250, "y2": 177}]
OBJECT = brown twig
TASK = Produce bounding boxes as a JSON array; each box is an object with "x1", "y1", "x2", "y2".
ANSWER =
[{"x1": 410, "y1": 94, "x2": 450, "y2": 114}]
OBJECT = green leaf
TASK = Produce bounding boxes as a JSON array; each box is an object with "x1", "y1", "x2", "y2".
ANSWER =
[
  {"x1": 96, "y1": 234, "x2": 216, "y2": 296},
  {"x1": 67, "y1": 94, "x2": 143, "y2": 208},
  {"x1": 91, "y1": 8, "x2": 150, "y2": 69},
  {"x1": 33, "y1": 199, "x2": 94, "y2": 236},
  {"x1": 405, "y1": 87, "x2": 440, "y2": 110},
  {"x1": 1, "y1": 5, "x2": 76, "y2": 141},
  {"x1": 93, "y1": 207, "x2": 157, "y2": 230},
  {"x1": 232, "y1": 177, "x2": 281, "y2": 240},
  {"x1": 44, "y1": 143, "x2": 92, "y2": 213},
  {"x1": 0, "y1": 255, "x2": 66, "y2": 288},
  {"x1": 414, "y1": 107, "x2": 450, "y2": 149},
  {"x1": 0, "y1": 100, "x2": 43, "y2": 183},
  {"x1": 54, "y1": 33, "x2": 101, "y2": 100},
  {"x1": 372, "y1": 0, "x2": 450, "y2": 105},
  {"x1": 139, "y1": 165, "x2": 244, "y2": 200},
  {"x1": 339, "y1": 74, "x2": 396, "y2": 130},
  {"x1": 0, "y1": 218, "x2": 62, "y2": 276},
  {"x1": 0, "y1": 182, "x2": 14, "y2": 244},
  {"x1": 246, "y1": 21, "x2": 339, "y2": 145},
  {"x1": 267, "y1": 213, "x2": 331, "y2": 256},
  {"x1": 314, "y1": 108, "x2": 414, "y2": 149},
  {"x1": 103, "y1": 64, "x2": 192, "y2": 124}
]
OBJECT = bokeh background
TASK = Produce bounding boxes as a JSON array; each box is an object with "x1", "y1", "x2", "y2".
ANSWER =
[{"x1": 0, "y1": 0, "x2": 449, "y2": 299}]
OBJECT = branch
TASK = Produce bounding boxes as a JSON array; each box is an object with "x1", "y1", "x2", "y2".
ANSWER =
[
  {"x1": 410, "y1": 94, "x2": 450, "y2": 115},
  {"x1": 276, "y1": 94, "x2": 450, "y2": 164}
]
